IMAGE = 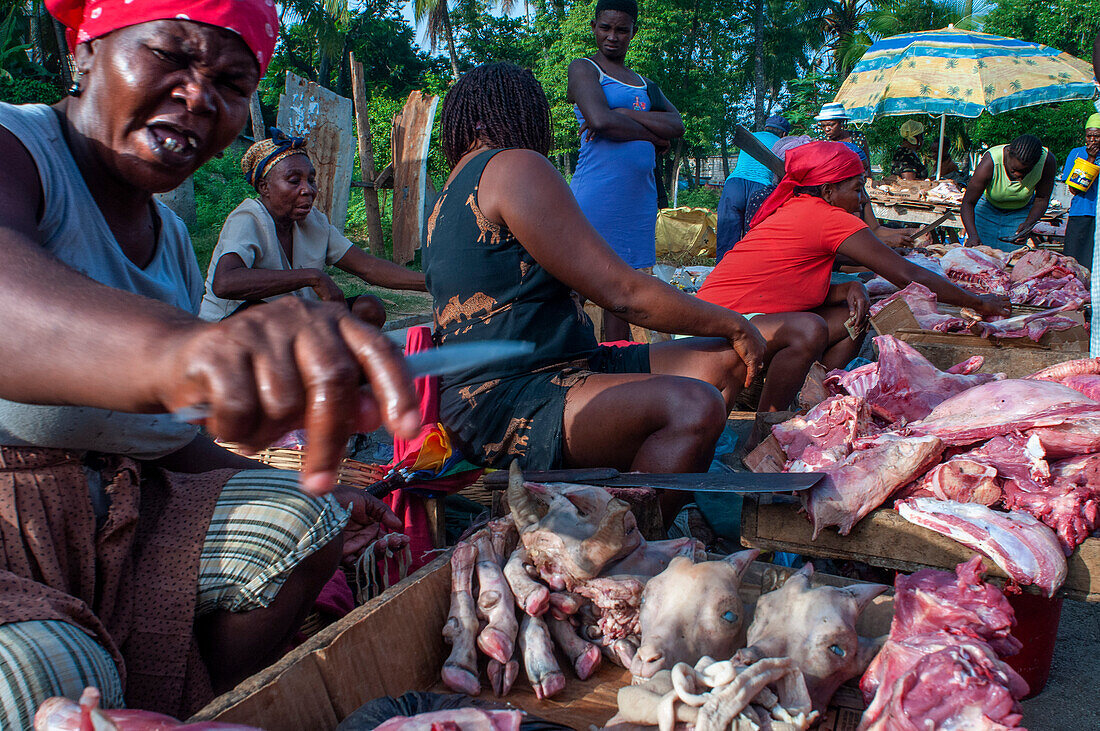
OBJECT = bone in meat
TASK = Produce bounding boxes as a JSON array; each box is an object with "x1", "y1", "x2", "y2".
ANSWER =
[
  {"x1": 572, "y1": 575, "x2": 645, "y2": 641},
  {"x1": 547, "y1": 616, "x2": 602, "y2": 680},
  {"x1": 473, "y1": 532, "x2": 519, "y2": 664},
  {"x1": 895, "y1": 498, "x2": 1067, "y2": 595},
  {"x1": 865, "y1": 335, "x2": 1000, "y2": 423},
  {"x1": 941, "y1": 247, "x2": 1011, "y2": 295},
  {"x1": 487, "y1": 658, "x2": 519, "y2": 697},
  {"x1": 631, "y1": 550, "x2": 759, "y2": 680},
  {"x1": 902, "y1": 458, "x2": 1001, "y2": 505},
  {"x1": 771, "y1": 395, "x2": 869, "y2": 470},
  {"x1": 441, "y1": 542, "x2": 481, "y2": 695},
  {"x1": 504, "y1": 548, "x2": 549, "y2": 617},
  {"x1": 517, "y1": 614, "x2": 566, "y2": 700},
  {"x1": 802, "y1": 434, "x2": 943, "y2": 537}
]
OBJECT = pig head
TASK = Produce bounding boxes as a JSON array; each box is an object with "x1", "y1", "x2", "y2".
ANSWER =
[
  {"x1": 743, "y1": 563, "x2": 886, "y2": 713},
  {"x1": 630, "y1": 550, "x2": 760, "y2": 680},
  {"x1": 507, "y1": 462, "x2": 642, "y2": 589}
]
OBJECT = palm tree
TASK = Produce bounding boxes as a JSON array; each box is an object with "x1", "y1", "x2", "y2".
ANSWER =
[
  {"x1": 414, "y1": 0, "x2": 461, "y2": 80},
  {"x1": 281, "y1": 0, "x2": 353, "y2": 89}
]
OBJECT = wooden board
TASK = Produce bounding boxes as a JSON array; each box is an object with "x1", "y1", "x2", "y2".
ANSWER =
[
  {"x1": 391, "y1": 91, "x2": 439, "y2": 265},
  {"x1": 191, "y1": 555, "x2": 894, "y2": 729},
  {"x1": 277, "y1": 72, "x2": 356, "y2": 230},
  {"x1": 740, "y1": 498, "x2": 1100, "y2": 602}
]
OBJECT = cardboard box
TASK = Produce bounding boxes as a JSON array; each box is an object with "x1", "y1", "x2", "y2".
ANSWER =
[
  {"x1": 870, "y1": 298, "x2": 1088, "y2": 379},
  {"x1": 740, "y1": 497, "x2": 1100, "y2": 603},
  {"x1": 190, "y1": 556, "x2": 895, "y2": 730}
]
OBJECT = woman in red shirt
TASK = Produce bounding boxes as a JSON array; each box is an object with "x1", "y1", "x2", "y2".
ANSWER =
[{"x1": 698, "y1": 142, "x2": 1008, "y2": 413}]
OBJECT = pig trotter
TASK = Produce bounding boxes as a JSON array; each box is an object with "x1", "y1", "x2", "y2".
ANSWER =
[
  {"x1": 474, "y1": 532, "x2": 519, "y2": 664},
  {"x1": 505, "y1": 548, "x2": 550, "y2": 616},
  {"x1": 442, "y1": 542, "x2": 481, "y2": 696},
  {"x1": 518, "y1": 614, "x2": 566, "y2": 700},
  {"x1": 548, "y1": 616, "x2": 602, "y2": 680},
  {"x1": 488, "y1": 658, "x2": 519, "y2": 697}
]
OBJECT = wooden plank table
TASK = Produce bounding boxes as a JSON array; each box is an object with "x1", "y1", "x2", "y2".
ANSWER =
[{"x1": 740, "y1": 497, "x2": 1100, "y2": 602}]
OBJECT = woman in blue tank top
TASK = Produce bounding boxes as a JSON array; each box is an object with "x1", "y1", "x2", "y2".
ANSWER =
[{"x1": 568, "y1": 0, "x2": 683, "y2": 341}]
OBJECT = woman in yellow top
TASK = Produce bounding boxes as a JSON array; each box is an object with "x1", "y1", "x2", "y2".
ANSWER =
[
  {"x1": 961, "y1": 134, "x2": 1057, "y2": 251},
  {"x1": 200, "y1": 130, "x2": 425, "y2": 323}
]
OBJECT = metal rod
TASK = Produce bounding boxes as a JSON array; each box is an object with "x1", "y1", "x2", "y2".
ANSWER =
[{"x1": 935, "y1": 113, "x2": 946, "y2": 180}]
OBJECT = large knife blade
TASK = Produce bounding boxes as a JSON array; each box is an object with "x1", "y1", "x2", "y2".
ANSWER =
[
  {"x1": 732, "y1": 124, "x2": 785, "y2": 180},
  {"x1": 483, "y1": 468, "x2": 821, "y2": 493}
]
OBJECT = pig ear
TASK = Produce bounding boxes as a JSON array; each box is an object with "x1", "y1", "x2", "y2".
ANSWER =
[
  {"x1": 721, "y1": 549, "x2": 761, "y2": 577},
  {"x1": 843, "y1": 583, "x2": 889, "y2": 613}
]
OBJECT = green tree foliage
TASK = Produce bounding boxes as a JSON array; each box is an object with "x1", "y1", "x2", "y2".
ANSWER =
[{"x1": 983, "y1": 0, "x2": 1100, "y2": 59}]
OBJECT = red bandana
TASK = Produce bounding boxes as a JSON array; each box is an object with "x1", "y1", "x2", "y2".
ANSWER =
[
  {"x1": 749, "y1": 141, "x2": 866, "y2": 228},
  {"x1": 46, "y1": 0, "x2": 279, "y2": 73}
]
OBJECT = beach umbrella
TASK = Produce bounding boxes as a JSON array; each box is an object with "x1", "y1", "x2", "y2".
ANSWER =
[{"x1": 833, "y1": 26, "x2": 1097, "y2": 177}]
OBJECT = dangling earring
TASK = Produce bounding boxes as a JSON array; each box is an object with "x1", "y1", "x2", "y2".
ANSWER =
[{"x1": 68, "y1": 72, "x2": 84, "y2": 97}]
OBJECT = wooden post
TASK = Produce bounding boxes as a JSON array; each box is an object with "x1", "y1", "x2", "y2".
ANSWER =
[
  {"x1": 249, "y1": 90, "x2": 265, "y2": 141},
  {"x1": 349, "y1": 53, "x2": 386, "y2": 257}
]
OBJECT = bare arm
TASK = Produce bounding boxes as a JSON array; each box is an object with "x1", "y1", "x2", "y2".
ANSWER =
[
  {"x1": 619, "y1": 80, "x2": 684, "y2": 139},
  {"x1": 861, "y1": 205, "x2": 912, "y2": 247},
  {"x1": 211, "y1": 252, "x2": 343, "y2": 302},
  {"x1": 960, "y1": 153, "x2": 994, "y2": 246},
  {"x1": 478, "y1": 149, "x2": 765, "y2": 385},
  {"x1": 1011, "y1": 154, "x2": 1058, "y2": 242},
  {"x1": 334, "y1": 245, "x2": 427, "y2": 291},
  {"x1": 837, "y1": 228, "x2": 1009, "y2": 316},
  {"x1": 0, "y1": 126, "x2": 419, "y2": 493},
  {"x1": 567, "y1": 59, "x2": 662, "y2": 143}
]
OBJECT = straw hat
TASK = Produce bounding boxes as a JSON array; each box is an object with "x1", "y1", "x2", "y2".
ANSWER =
[{"x1": 814, "y1": 103, "x2": 849, "y2": 122}]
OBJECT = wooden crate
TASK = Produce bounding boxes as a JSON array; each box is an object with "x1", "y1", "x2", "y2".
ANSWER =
[
  {"x1": 870, "y1": 298, "x2": 1088, "y2": 379},
  {"x1": 740, "y1": 497, "x2": 1100, "y2": 602},
  {"x1": 189, "y1": 555, "x2": 894, "y2": 730}
]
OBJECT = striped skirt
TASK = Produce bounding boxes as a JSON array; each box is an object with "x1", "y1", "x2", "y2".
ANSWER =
[{"x1": 0, "y1": 469, "x2": 347, "y2": 729}]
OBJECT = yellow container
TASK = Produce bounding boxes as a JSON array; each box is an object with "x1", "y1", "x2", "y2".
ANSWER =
[{"x1": 1067, "y1": 156, "x2": 1099, "y2": 192}]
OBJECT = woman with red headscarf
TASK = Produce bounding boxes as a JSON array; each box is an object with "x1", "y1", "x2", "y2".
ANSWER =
[
  {"x1": 698, "y1": 141, "x2": 1009, "y2": 414},
  {"x1": 0, "y1": 0, "x2": 422, "y2": 724}
]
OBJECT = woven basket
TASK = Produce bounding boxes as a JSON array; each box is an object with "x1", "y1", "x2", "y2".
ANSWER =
[{"x1": 217, "y1": 444, "x2": 386, "y2": 490}]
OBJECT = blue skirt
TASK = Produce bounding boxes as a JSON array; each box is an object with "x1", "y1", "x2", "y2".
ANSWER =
[{"x1": 973, "y1": 196, "x2": 1031, "y2": 252}]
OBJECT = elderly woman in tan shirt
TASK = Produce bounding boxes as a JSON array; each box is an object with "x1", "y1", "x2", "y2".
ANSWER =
[{"x1": 200, "y1": 131, "x2": 425, "y2": 324}]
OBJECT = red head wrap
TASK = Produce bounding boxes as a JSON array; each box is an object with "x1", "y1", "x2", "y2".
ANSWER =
[
  {"x1": 749, "y1": 141, "x2": 865, "y2": 228},
  {"x1": 46, "y1": 0, "x2": 279, "y2": 74}
]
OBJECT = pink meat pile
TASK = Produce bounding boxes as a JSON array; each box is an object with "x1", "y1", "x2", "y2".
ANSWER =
[
  {"x1": 1008, "y1": 250, "x2": 1090, "y2": 308},
  {"x1": 858, "y1": 557, "x2": 1028, "y2": 730},
  {"x1": 771, "y1": 343, "x2": 1100, "y2": 594},
  {"x1": 870, "y1": 281, "x2": 1083, "y2": 342}
]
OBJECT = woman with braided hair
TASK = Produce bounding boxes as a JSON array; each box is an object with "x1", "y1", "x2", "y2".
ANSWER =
[
  {"x1": 567, "y1": 0, "x2": 683, "y2": 341},
  {"x1": 425, "y1": 63, "x2": 763, "y2": 522},
  {"x1": 199, "y1": 129, "x2": 424, "y2": 324},
  {"x1": 961, "y1": 133, "x2": 1057, "y2": 251}
]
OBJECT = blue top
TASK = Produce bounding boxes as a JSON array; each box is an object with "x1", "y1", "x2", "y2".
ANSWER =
[
  {"x1": 728, "y1": 130, "x2": 780, "y2": 186},
  {"x1": 570, "y1": 58, "x2": 658, "y2": 269},
  {"x1": 1061, "y1": 146, "x2": 1098, "y2": 218}
]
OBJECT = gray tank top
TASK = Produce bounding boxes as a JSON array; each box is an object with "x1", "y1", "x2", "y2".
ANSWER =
[{"x1": 0, "y1": 103, "x2": 202, "y2": 459}]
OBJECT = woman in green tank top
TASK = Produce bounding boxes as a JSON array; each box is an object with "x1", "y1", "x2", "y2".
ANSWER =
[{"x1": 961, "y1": 134, "x2": 1057, "y2": 251}]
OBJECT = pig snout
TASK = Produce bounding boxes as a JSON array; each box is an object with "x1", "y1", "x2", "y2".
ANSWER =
[{"x1": 629, "y1": 641, "x2": 668, "y2": 679}]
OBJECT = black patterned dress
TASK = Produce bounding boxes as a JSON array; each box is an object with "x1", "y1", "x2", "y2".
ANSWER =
[{"x1": 423, "y1": 149, "x2": 649, "y2": 469}]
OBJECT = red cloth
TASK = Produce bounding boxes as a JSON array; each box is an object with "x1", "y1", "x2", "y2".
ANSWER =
[
  {"x1": 383, "y1": 326, "x2": 481, "y2": 572},
  {"x1": 749, "y1": 141, "x2": 866, "y2": 228},
  {"x1": 697, "y1": 196, "x2": 867, "y2": 315},
  {"x1": 46, "y1": 0, "x2": 279, "y2": 72}
]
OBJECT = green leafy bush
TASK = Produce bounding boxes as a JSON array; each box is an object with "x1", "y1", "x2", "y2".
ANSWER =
[
  {"x1": 0, "y1": 77, "x2": 63, "y2": 105},
  {"x1": 190, "y1": 144, "x2": 255, "y2": 270},
  {"x1": 676, "y1": 187, "x2": 721, "y2": 210}
]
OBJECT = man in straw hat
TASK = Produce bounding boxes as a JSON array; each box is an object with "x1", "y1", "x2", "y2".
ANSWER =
[{"x1": 814, "y1": 103, "x2": 869, "y2": 173}]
